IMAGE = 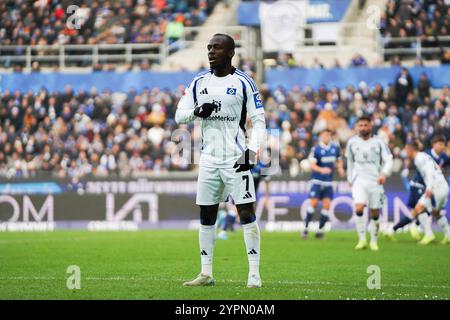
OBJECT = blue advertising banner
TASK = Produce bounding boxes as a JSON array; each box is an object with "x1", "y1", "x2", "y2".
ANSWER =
[
  {"x1": 265, "y1": 65, "x2": 450, "y2": 90},
  {"x1": 0, "y1": 70, "x2": 198, "y2": 93},
  {"x1": 0, "y1": 182, "x2": 62, "y2": 195},
  {"x1": 238, "y1": 0, "x2": 352, "y2": 26},
  {"x1": 2, "y1": 65, "x2": 449, "y2": 94}
]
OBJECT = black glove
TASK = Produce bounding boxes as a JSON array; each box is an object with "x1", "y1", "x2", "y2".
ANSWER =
[
  {"x1": 194, "y1": 103, "x2": 215, "y2": 118},
  {"x1": 233, "y1": 149, "x2": 256, "y2": 172}
]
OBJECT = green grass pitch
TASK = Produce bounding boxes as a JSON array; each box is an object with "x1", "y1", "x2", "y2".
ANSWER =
[{"x1": 0, "y1": 230, "x2": 449, "y2": 300}]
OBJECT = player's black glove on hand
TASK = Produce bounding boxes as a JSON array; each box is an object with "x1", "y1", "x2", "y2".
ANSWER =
[
  {"x1": 194, "y1": 103, "x2": 215, "y2": 118},
  {"x1": 233, "y1": 149, "x2": 256, "y2": 172}
]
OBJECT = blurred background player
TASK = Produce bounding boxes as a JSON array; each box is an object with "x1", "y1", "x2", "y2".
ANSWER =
[
  {"x1": 387, "y1": 136, "x2": 450, "y2": 243},
  {"x1": 251, "y1": 152, "x2": 272, "y2": 208},
  {"x1": 216, "y1": 198, "x2": 238, "y2": 240},
  {"x1": 303, "y1": 129, "x2": 345, "y2": 239},
  {"x1": 345, "y1": 116, "x2": 393, "y2": 251},
  {"x1": 389, "y1": 164, "x2": 427, "y2": 240},
  {"x1": 390, "y1": 140, "x2": 450, "y2": 245}
]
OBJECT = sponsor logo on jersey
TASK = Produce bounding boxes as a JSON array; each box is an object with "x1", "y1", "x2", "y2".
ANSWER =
[
  {"x1": 199, "y1": 88, "x2": 208, "y2": 95},
  {"x1": 253, "y1": 93, "x2": 263, "y2": 108},
  {"x1": 226, "y1": 87, "x2": 236, "y2": 95},
  {"x1": 204, "y1": 115, "x2": 237, "y2": 122},
  {"x1": 321, "y1": 156, "x2": 336, "y2": 163}
]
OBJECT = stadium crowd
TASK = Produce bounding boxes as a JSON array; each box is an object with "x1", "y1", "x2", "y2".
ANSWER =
[
  {"x1": 380, "y1": 0, "x2": 449, "y2": 38},
  {"x1": 0, "y1": 67, "x2": 449, "y2": 179},
  {"x1": 0, "y1": 0, "x2": 218, "y2": 46},
  {"x1": 380, "y1": 0, "x2": 450, "y2": 62}
]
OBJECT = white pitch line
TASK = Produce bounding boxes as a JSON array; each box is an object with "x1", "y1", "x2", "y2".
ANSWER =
[{"x1": 1, "y1": 275, "x2": 449, "y2": 291}]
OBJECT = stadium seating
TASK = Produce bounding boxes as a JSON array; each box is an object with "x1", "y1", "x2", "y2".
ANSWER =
[
  {"x1": 0, "y1": 0, "x2": 217, "y2": 46},
  {"x1": 0, "y1": 67, "x2": 448, "y2": 179},
  {"x1": 380, "y1": 0, "x2": 450, "y2": 62}
]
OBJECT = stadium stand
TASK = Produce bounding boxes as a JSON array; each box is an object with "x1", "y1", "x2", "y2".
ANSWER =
[
  {"x1": 0, "y1": 0, "x2": 220, "y2": 70},
  {"x1": 380, "y1": 0, "x2": 450, "y2": 63},
  {"x1": 0, "y1": 68, "x2": 448, "y2": 179},
  {"x1": 0, "y1": 0, "x2": 217, "y2": 46}
]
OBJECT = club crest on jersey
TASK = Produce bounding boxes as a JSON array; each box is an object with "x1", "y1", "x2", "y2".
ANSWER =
[
  {"x1": 253, "y1": 93, "x2": 263, "y2": 108},
  {"x1": 226, "y1": 88, "x2": 236, "y2": 95}
]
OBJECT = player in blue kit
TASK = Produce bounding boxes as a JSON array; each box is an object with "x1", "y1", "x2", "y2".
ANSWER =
[
  {"x1": 386, "y1": 169, "x2": 428, "y2": 240},
  {"x1": 302, "y1": 129, "x2": 345, "y2": 239}
]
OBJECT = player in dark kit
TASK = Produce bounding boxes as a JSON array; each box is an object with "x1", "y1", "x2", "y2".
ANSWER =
[{"x1": 303, "y1": 129, "x2": 345, "y2": 239}]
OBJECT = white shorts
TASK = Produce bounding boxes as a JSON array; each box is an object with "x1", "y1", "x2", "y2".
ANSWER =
[
  {"x1": 196, "y1": 166, "x2": 256, "y2": 206},
  {"x1": 418, "y1": 181, "x2": 449, "y2": 212},
  {"x1": 352, "y1": 182, "x2": 385, "y2": 209}
]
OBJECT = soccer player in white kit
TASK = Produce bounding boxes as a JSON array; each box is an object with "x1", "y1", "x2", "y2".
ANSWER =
[
  {"x1": 175, "y1": 34, "x2": 266, "y2": 288},
  {"x1": 404, "y1": 141, "x2": 450, "y2": 245},
  {"x1": 345, "y1": 116, "x2": 393, "y2": 251}
]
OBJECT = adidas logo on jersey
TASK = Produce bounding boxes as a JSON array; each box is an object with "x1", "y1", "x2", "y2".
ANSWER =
[
  {"x1": 243, "y1": 192, "x2": 253, "y2": 199},
  {"x1": 200, "y1": 250, "x2": 208, "y2": 256},
  {"x1": 247, "y1": 249, "x2": 258, "y2": 255},
  {"x1": 199, "y1": 88, "x2": 208, "y2": 94}
]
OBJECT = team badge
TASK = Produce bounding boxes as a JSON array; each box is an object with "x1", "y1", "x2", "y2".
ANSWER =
[{"x1": 226, "y1": 88, "x2": 236, "y2": 95}]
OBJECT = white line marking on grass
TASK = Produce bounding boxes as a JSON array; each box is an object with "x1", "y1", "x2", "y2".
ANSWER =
[{"x1": 1, "y1": 275, "x2": 449, "y2": 291}]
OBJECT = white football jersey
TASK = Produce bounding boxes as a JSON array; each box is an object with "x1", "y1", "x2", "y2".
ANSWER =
[
  {"x1": 414, "y1": 152, "x2": 447, "y2": 189},
  {"x1": 345, "y1": 135, "x2": 393, "y2": 184},
  {"x1": 176, "y1": 68, "x2": 265, "y2": 168}
]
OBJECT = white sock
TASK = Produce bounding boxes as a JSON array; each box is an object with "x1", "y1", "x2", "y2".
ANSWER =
[
  {"x1": 437, "y1": 215, "x2": 450, "y2": 238},
  {"x1": 355, "y1": 214, "x2": 366, "y2": 241},
  {"x1": 199, "y1": 224, "x2": 215, "y2": 276},
  {"x1": 242, "y1": 221, "x2": 260, "y2": 276},
  {"x1": 417, "y1": 213, "x2": 433, "y2": 237},
  {"x1": 368, "y1": 218, "x2": 380, "y2": 242}
]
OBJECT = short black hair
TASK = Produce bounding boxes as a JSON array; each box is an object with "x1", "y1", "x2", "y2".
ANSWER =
[
  {"x1": 213, "y1": 33, "x2": 235, "y2": 50},
  {"x1": 357, "y1": 115, "x2": 372, "y2": 123},
  {"x1": 431, "y1": 135, "x2": 446, "y2": 145}
]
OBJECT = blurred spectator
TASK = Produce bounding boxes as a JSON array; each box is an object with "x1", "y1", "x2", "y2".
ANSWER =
[
  {"x1": 394, "y1": 67, "x2": 414, "y2": 106},
  {"x1": 417, "y1": 73, "x2": 431, "y2": 102},
  {"x1": 350, "y1": 53, "x2": 367, "y2": 67},
  {"x1": 442, "y1": 49, "x2": 450, "y2": 64}
]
